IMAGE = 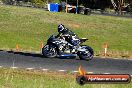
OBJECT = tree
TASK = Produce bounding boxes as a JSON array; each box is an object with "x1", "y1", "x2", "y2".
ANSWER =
[
  {"x1": 2, "y1": 0, "x2": 14, "y2": 4},
  {"x1": 59, "y1": 0, "x2": 112, "y2": 9}
]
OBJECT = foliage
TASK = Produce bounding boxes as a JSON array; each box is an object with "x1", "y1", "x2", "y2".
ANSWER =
[
  {"x1": 59, "y1": 0, "x2": 132, "y2": 10},
  {"x1": 1, "y1": 0, "x2": 57, "y2": 7},
  {"x1": 127, "y1": 2, "x2": 132, "y2": 12},
  {"x1": 32, "y1": 0, "x2": 46, "y2": 8},
  {"x1": 1, "y1": 0, "x2": 14, "y2": 5},
  {"x1": 65, "y1": 0, "x2": 112, "y2": 10}
]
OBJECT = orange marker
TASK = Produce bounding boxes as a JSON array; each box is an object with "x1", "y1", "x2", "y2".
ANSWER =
[
  {"x1": 16, "y1": 44, "x2": 19, "y2": 51},
  {"x1": 40, "y1": 42, "x2": 44, "y2": 49}
]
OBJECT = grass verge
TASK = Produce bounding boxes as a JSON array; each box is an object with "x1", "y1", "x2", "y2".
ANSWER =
[
  {"x1": 0, "y1": 5, "x2": 132, "y2": 58},
  {"x1": 0, "y1": 68, "x2": 132, "y2": 88}
]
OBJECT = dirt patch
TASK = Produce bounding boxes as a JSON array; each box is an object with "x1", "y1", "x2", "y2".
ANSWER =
[{"x1": 68, "y1": 23, "x2": 80, "y2": 28}]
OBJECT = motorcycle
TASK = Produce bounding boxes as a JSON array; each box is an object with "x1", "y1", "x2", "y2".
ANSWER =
[{"x1": 42, "y1": 33, "x2": 94, "y2": 60}]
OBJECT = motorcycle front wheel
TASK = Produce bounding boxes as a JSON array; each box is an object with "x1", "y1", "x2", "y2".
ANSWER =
[
  {"x1": 42, "y1": 44, "x2": 57, "y2": 58},
  {"x1": 78, "y1": 45, "x2": 94, "y2": 60}
]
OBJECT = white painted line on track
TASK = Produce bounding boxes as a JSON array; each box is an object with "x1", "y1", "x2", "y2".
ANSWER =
[
  {"x1": 11, "y1": 67, "x2": 18, "y2": 69},
  {"x1": 103, "y1": 73, "x2": 111, "y2": 74},
  {"x1": 42, "y1": 69, "x2": 49, "y2": 71},
  {"x1": 58, "y1": 70, "x2": 66, "y2": 72},
  {"x1": 26, "y1": 68, "x2": 34, "y2": 70},
  {"x1": 128, "y1": 59, "x2": 132, "y2": 61},
  {"x1": 87, "y1": 72, "x2": 94, "y2": 74},
  {"x1": 73, "y1": 71, "x2": 79, "y2": 73}
]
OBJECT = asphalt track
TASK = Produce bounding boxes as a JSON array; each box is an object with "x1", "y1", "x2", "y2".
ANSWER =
[{"x1": 0, "y1": 50, "x2": 132, "y2": 74}]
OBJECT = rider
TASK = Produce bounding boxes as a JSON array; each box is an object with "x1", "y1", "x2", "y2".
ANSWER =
[{"x1": 56, "y1": 24, "x2": 80, "y2": 50}]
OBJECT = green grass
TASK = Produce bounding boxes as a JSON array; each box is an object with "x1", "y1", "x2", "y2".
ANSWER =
[
  {"x1": 0, "y1": 5, "x2": 132, "y2": 58},
  {"x1": 0, "y1": 68, "x2": 132, "y2": 88}
]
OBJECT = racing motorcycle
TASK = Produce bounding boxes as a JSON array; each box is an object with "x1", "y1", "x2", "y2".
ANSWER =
[{"x1": 42, "y1": 33, "x2": 94, "y2": 60}]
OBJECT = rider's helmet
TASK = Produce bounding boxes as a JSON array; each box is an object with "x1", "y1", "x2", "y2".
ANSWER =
[{"x1": 58, "y1": 24, "x2": 65, "y2": 33}]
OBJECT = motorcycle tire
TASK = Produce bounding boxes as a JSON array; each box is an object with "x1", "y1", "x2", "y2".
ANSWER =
[
  {"x1": 78, "y1": 45, "x2": 94, "y2": 61},
  {"x1": 42, "y1": 44, "x2": 57, "y2": 58}
]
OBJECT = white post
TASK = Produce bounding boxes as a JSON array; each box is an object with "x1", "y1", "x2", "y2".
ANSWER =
[
  {"x1": 103, "y1": 43, "x2": 108, "y2": 57},
  {"x1": 104, "y1": 48, "x2": 107, "y2": 57},
  {"x1": 66, "y1": 0, "x2": 68, "y2": 13}
]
